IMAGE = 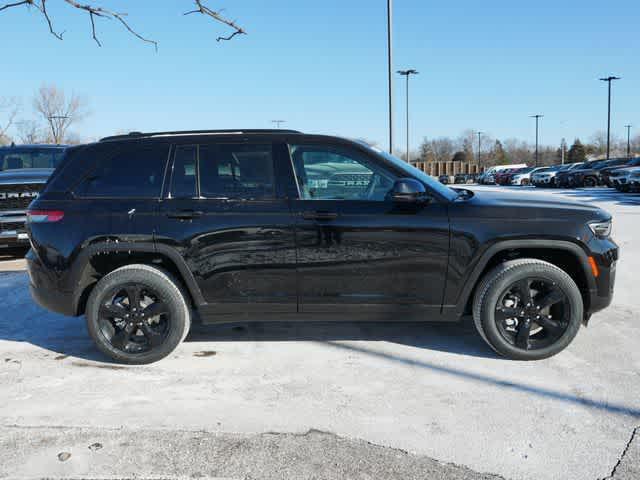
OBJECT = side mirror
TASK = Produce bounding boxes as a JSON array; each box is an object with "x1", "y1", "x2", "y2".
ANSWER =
[{"x1": 389, "y1": 178, "x2": 430, "y2": 203}]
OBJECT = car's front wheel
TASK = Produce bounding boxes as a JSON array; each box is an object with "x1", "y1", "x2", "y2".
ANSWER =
[
  {"x1": 86, "y1": 264, "x2": 191, "y2": 364},
  {"x1": 472, "y1": 259, "x2": 583, "y2": 360}
]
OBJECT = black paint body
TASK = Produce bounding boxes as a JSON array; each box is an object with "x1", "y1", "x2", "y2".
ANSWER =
[{"x1": 26, "y1": 132, "x2": 618, "y2": 325}]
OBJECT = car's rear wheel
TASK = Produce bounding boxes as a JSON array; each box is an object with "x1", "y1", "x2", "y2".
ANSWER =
[
  {"x1": 583, "y1": 176, "x2": 598, "y2": 188},
  {"x1": 472, "y1": 259, "x2": 583, "y2": 360},
  {"x1": 86, "y1": 264, "x2": 191, "y2": 364}
]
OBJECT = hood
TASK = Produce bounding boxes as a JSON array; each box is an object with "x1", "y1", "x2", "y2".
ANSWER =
[
  {"x1": 0, "y1": 168, "x2": 54, "y2": 185},
  {"x1": 462, "y1": 187, "x2": 609, "y2": 222}
]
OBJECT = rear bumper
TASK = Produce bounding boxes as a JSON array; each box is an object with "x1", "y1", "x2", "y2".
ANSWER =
[{"x1": 26, "y1": 249, "x2": 76, "y2": 316}]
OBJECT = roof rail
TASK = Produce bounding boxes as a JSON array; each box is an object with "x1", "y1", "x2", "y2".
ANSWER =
[{"x1": 99, "y1": 129, "x2": 302, "y2": 142}]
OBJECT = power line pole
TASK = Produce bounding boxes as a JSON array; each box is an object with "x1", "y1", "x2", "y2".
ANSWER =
[
  {"x1": 476, "y1": 131, "x2": 482, "y2": 166},
  {"x1": 397, "y1": 69, "x2": 419, "y2": 162},
  {"x1": 625, "y1": 125, "x2": 632, "y2": 160},
  {"x1": 599, "y1": 76, "x2": 621, "y2": 160},
  {"x1": 530, "y1": 114, "x2": 543, "y2": 167},
  {"x1": 271, "y1": 120, "x2": 286, "y2": 129},
  {"x1": 387, "y1": 0, "x2": 394, "y2": 154}
]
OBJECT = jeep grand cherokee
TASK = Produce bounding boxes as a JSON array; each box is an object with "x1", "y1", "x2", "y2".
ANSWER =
[{"x1": 26, "y1": 130, "x2": 618, "y2": 364}]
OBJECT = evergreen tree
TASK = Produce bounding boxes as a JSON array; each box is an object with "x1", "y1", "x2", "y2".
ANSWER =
[
  {"x1": 493, "y1": 140, "x2": 508, "y2": 165},
  {"x1": 568, "y1": 139, "x2": 586, "y2": 163}
]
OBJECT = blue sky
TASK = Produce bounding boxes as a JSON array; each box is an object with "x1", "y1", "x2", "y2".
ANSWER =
[{"x1": 0, "y1": 0, "x2": 638, "y2": 151}]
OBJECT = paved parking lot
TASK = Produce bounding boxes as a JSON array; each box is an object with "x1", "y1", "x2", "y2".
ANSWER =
[{"x1": 0, "y1": 187, "x2": 639, "y2": 480}]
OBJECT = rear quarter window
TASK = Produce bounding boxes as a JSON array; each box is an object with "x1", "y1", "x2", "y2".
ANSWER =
[{"x1": 75, "y1": 143, "x2": 169, "y2": 198}]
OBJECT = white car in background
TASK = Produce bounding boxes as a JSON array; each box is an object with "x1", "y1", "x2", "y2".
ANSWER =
[
  {"x1": 611, "y1": 166, "x2": 640, "y2": 192},
  {"x1": 479, "y1": 164, "x2": 527, "y2": 184},
  {"x1": 531, "y1": 162, "x2": 583, "y2": 187},
  {"x1": 509, "y1": 166, "x2": 546, "y2": 186}
]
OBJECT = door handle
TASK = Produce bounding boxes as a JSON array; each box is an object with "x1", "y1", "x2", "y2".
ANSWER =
[
  {"x1": 302, "y1": 211, "x2": 338, "y2": 221},
  {"x1": 166, "y1": 210, "x2": 203, "y2": 220}
]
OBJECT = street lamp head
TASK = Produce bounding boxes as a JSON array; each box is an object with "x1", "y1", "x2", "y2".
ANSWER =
[
  {"x1": 530, "y1": 114, "x2": 544, "y2": 119},
  {"x1": 397, "y1": 69, "x2": 419, "y2": 76},
  {"x1": 600, "y1": 76, "x2": 621, "y2": 81}
]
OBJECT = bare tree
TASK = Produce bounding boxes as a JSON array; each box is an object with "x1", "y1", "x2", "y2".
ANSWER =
[
  {"x1": 0, "y1": 0, "x2": 245, "y2": 49},
  {"x1": 33, "y1": 84, "x2": 88, "y2": 144},
  {"x1": 0, "y1": 96, "x2": 20, "y2": 144},
  {"x1": 16, "y1": 120, "x2": 45, "y2": 144}
]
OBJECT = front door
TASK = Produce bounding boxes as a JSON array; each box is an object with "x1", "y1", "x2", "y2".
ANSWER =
[
  {"x1": 155, "y1": 141, "x2": 297, "y2": 315},
  {"x1": 287, "y1": 142, "x2": 450, "y2": 318}
]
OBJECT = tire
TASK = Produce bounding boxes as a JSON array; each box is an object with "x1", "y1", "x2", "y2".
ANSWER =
[
  {"x1": 583, "y1": 176, "x2": 598, "y2": 188},
  {"x1": 472, "y1": 259, "x2": 583, "y2": 360},
  {"x1": 86, "y1": 264, "x2": 191, "y2": 364},
  {"x1": 521, "y1": 178, "x2": 530, "y2": 186}
]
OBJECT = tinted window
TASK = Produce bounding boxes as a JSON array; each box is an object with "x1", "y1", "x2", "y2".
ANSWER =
[
  {"x1": 170, "y1": 145, "x2": 197, "y2": 198},
  {"x1": 0, "y1": 148, "x2": 65, "y2": 170},
  {"x1": 199, "y1": 144, "x2": 275, "y2": 199},
  {"x1": 77, "y1": 144, "x2": 168, "y2": 198},
  {"x1": 290, "y1": 144, "x2": 395, "y2": 201}
]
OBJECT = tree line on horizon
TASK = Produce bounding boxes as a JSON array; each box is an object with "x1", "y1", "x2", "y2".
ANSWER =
[{"x1": 408, "y1": 131, "x2": 639, "y2": 167}]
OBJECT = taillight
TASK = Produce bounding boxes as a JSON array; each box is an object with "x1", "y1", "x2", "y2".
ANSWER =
[{"x1": 27, "y1": 210, "x2": 64, "y2": 223}]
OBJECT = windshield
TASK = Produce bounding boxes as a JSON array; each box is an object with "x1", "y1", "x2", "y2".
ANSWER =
[
  {"x1": 0, "y1": 148, "x2": 66, "y2": 171},
  {"x1": 361, "y1": 144, "x2": 458, "y2": 201}
]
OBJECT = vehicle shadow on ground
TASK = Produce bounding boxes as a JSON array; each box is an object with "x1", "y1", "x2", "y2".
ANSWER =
[{"x1": 187, "y1": 319, "x2": 498, "y2": 359}]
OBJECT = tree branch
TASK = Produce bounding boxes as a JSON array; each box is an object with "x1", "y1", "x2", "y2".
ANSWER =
[
  {"x1": 0, "y1": 0, "x2": 246, "y2": 48},
  {"x1": 184, "y1": 0, "x2": 246, "y2": 42}
]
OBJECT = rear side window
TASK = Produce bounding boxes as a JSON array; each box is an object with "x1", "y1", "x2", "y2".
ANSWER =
[
  {"x1": 167, "y1": 143, "x2": 276, "y2": 200},
  {"x1": 200, "y1": 144, "x2": 275, "y2": 199},
  {"x1": 76, "y1": 144, "x2": 169, "y2": 198}
]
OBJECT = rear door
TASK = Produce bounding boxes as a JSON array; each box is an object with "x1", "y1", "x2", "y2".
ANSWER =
[
  {"x1": 287, "y1": 141, "x2": 450, "y2": 318},
  {"x1": 156, "y1": 140, "x2": 297, "y2": 315}
]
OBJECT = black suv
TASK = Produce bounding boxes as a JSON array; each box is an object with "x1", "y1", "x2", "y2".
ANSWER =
[
  {"x1": 26, "y1": 130, "x2": 618, "y2": 364},
  {"x1": 0, "y1": 144, "x2": 66, "y2": 248}
]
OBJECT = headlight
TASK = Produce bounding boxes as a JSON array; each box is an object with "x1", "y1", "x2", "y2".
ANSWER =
[{"x1": 589, "y1": 220, "x2": 612, "y2": 238}]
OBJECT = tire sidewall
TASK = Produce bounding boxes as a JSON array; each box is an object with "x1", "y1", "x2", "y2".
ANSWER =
[
  {"x1": 479, "y1": 262, "x2": 583, "y2": 360},
  {"x1": 86, "y1": 265, "x2": 190, "y2": 364}
]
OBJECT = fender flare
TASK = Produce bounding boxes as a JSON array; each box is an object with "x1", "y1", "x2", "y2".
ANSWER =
[
  {"x1": 453, "y1": 239, "x2": 596, "y2": 316},
  {"x1": 71, "y1": 241, "x2": 205, "y2": 314}
]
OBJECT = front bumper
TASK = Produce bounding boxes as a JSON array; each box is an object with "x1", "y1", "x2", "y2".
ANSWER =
[{"x1": 0, "y1": 212, "x2": 29, "y2": 247}]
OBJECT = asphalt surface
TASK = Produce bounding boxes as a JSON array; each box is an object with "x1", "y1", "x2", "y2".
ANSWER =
[{"x1": 0, "y1": 186, "x2": 638, "y2": 480}]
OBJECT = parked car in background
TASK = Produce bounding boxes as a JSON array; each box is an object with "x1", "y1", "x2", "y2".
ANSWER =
[
  {"x1": 454, "y1": 173, "x2": 478, "y2": 184},
  {"x1": 610, "y1": 166, "x2": 640, "y2": 192},
  {"x1": 438, "y1": 174, "x2": 450, "y2": 184},
  {"x1": 600, "y1": 157, "x2": 640, "y2": 187},
  {"x1": 532, "y1": 163, "x2": 582, "y2": 188},
  {"x1": 26, "y1": 129, "x2": 617, "y2": 364},
  {"x1": 494, "y1": 168, "x2": 521, "y2": 185},
  {"x1": 509, "y1": 167, "x2": 547, "y2": 186},
  {"x1": 565, "y1": 158, "x2": 628, "y2": 188},
  {"x1": 0, "y1": 144, "x2": 67, "y2": 249},
  {"x1": 478, "y1": 164, "x2": 527, "y2": 185}
]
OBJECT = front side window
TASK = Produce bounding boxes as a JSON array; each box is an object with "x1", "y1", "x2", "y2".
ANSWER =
[
  {"x1": 77, "y1": 144, "x2": 168, "y2": 198},
  {"x1": 289, "y1": 144, "x2": 395, "y2": 201}
]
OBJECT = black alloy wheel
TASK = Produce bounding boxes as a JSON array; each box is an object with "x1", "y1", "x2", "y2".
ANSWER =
[
  {"x1": 98, "y1": 284, "x2": 170, "y2": 354},
  {"x1": 494, "y1": 277, "x2": 570, "y2": 351},
  {"x1": 473, "y1": 259, "x2": 583, "y2": 360}
]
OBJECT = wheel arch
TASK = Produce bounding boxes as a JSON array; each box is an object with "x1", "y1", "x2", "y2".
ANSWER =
[
  {"x1": 71, "y1": 242, "x2": 205, "y2": 316},
  {"x1": 457, "y1": 240, "x2": 596, "y2": 319}
]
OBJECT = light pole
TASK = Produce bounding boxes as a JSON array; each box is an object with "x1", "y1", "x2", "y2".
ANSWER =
[
  {"x1": 476, "y1": 131, "x2": 482, "y2": 166},
  {"x1": 625, "y1": 125, "x2": 632, "y2": 160},
  {"x1": 600, "y1": 76, "x2": 621, "y2": 160},
  {"x1": 387, "y1": 0, "x2": 394, "y2": 154},
  {"x1": 397, "y1": 69, "x2": 419, "y2": 162},
  {"x1": 271, "y1": 120, "x2": 286, "y2": 129},
  {"x1": 530, "y1": 114, "x2": 543, "y2": 167}
]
